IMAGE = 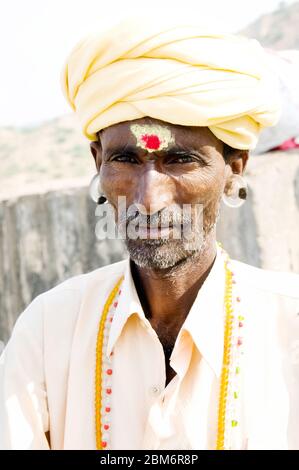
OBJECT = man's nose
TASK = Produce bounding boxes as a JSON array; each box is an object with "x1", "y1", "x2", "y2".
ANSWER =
[{"x1": 133, "y1": 165, "x2": 174, "y2": 215}]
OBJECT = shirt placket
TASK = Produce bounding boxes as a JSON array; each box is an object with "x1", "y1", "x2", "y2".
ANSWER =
[{"x1": 140, "y1": 319, "x2": 193, "y2": 449}]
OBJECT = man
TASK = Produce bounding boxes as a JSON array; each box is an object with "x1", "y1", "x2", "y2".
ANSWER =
[{"x1": 1, "y1": 16, "x2": 299, "y2": 450}]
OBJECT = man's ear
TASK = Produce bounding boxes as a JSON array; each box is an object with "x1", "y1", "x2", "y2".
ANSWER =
[
  {"x1": 225, "y1": 148, "x2": 249, "y2": 176},
  {"x1": 90, "y1": 139, "x2": 103, "y2": 173}
]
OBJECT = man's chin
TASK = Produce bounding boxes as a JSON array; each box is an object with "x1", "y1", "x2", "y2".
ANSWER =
[{"x1": 124, "y1": 237, "x2": 205, "y2": 270}]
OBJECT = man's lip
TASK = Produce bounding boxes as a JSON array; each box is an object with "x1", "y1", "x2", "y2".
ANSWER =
[{"x1": 138, "y1": 224, "x2": 174, "y2": 228}]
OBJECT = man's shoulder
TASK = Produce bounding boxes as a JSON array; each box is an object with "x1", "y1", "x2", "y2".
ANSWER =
[
  {"x1": 230, "y1": 258, "x2": 299, "y2": 299},
  {"x1": 46, "y1": 257, "x2": 128, "y2": 296},
  {"x1": 12, "y1": 258, "x2": 129, "y2": 334}
]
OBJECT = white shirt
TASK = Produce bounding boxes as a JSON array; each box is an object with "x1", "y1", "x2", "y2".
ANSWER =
[{"x1": 0, "y1": 243, "x2": 299, "y2": 450}]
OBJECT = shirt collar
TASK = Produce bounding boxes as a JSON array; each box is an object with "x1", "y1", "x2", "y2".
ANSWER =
[
  {"x1": 106, "y1": 242, "x2": 225, "y2": 379},
  {"x1": 176, "y1": 242, "x2": 225, "y2": 378},
  {"x1": 106, "y1": 257, "x2": 144, "y2": 358}
]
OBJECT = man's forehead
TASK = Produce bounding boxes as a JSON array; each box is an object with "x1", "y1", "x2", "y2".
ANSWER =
[
  {"x1": 99, "y1": 119, "x2": 221, "y2": 151},
  {"x1": 101, "y1": 118, "x2": 177, "y2": 140}
]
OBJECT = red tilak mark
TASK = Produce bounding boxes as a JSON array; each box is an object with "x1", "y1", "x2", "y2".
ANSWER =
[{"x1": 141, "y1": 134, "x2": 161, "y2": 150}]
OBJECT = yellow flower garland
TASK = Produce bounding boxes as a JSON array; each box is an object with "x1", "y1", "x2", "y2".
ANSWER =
[
  {"x1": 95, "y1": 276, "x2": 124, "y2": 450},
  {"x1": 95, "y1": 250, "x2": 234, "y2": 450},
  {"x1": 216, "y1": 257, "x2": 233, "y2": 450}
]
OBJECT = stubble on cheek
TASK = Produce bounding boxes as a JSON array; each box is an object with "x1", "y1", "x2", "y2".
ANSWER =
[{"x1": 193, "y1": 170, "x2": 225, "y2": 234}]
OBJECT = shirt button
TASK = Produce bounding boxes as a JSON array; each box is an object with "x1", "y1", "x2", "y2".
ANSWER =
[{"x1": 150, "y1": 385, "x2": 161, "y2": 396}]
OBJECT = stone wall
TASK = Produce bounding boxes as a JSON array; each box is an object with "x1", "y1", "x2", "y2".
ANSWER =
[
  {"x1": 0, "y1": 185, "x2": 126, "y2": 343},
  {"x1": 0, "y1": 152, "x2": 298, "y2": 343}
]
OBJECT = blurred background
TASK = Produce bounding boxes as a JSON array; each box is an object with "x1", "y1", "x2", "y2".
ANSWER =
[{"x1": 0, "y1": 0, "x2": 299, "y2": 344}]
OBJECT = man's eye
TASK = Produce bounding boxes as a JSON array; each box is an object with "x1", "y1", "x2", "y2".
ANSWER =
[
  {"x1": 112, "y1": 154, "x2": 138, "y2": 163},
  {"x1": 169, "y1": 155, "x2": 201, "y2": 164}
]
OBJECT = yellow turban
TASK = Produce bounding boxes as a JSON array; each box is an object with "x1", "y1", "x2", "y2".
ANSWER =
[{"x1": 61, "y1": 17, "x2": 280, "y2": 150}]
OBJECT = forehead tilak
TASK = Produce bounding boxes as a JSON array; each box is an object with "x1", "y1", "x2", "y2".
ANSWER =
[{"x1": 130, "y1": 123, "x2": 175, "y2": 157}]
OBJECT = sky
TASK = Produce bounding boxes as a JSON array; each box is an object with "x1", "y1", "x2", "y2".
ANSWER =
[{"x1": 0, "y1": 0, "x2": 297, "y2": 127}]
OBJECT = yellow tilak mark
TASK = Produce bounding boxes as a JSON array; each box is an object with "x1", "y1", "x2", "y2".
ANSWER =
[{"x1": 130, "y1": 123, "x2": 175, "y2": 153}]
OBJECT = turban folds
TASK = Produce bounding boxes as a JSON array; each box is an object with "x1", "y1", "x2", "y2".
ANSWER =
[{"x1": 61, "y1": 17, "x2": 281, "y2": 150}]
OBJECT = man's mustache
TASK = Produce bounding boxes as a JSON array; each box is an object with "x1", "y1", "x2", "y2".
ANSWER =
[{"x1": 116, "y1": 204, "x2": 200, "y2": 229}]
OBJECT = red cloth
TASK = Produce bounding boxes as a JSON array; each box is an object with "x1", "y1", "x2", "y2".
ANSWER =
[{"x1": 272, "y1": 137, "x2": 299, "y2": 151}]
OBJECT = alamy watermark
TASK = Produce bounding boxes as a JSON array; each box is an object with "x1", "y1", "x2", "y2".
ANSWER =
[{"x1": 94, "y1": 197, "x2": 205, "y2": 250}]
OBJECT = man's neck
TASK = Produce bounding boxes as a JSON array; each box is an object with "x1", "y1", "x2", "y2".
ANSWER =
[{"x1": 130, "y1": 235, "x2": 217, "y2": 330}]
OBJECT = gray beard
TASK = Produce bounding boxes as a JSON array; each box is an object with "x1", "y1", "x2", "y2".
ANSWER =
[
  {"x1": 124, "y1": 236, "x2": 207, "y2": 270},
  {"x1": 123, "y1": 215, "x2": 218, "y2": 270}
]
